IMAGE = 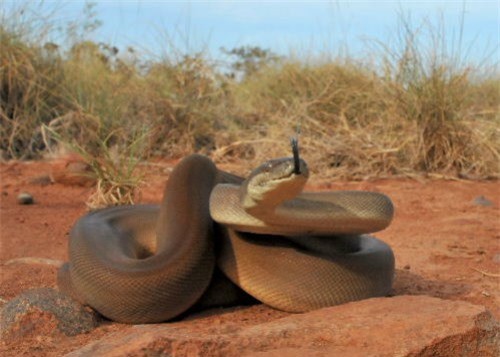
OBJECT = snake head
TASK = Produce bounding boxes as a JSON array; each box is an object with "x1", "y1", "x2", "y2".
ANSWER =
[{"x1": 240, "y1": 146, "x2": 309, "y2": 216}]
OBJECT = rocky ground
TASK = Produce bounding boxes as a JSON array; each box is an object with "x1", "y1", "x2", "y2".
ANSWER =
[{"x1": 0, "y1": 157, "x2": 498, "y2": 356}]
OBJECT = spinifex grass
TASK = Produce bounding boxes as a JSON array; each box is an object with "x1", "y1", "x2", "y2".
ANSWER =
[
  {"x1": 375, "y1": 13, "x2": 499, "y2": 178},
  {"x1": 42, "y1": 123, "x2": 148, "y2": 209},
  {"x1": 1, "y1": 3, "x2": 498, "y2": 199}
]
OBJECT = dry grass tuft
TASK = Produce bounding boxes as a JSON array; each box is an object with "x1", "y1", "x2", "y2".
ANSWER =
[
  {"x1": 42, "y1": 123, "x2": 147, "y2": 209},
  {"x1": 1, "y1": 4, "x2": 498, "y2": 206}
]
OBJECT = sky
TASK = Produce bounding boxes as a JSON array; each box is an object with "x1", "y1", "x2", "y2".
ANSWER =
[{"x1": 3, "y1": 1, "x2": 499, "y2": 65}]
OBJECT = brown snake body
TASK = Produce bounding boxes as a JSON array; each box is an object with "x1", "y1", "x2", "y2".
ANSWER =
[{"x1": 58, "y1": 153, "x2": 395, "y2": 323}]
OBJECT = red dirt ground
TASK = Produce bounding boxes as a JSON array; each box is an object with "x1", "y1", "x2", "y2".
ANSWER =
[{"x1": 0, "y1": 157, "x2": 498, "y2": 356}]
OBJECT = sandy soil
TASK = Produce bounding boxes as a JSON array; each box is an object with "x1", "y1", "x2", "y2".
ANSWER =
[{"x1": 0, "y1": 158, "x2": 498, "y2": 356}]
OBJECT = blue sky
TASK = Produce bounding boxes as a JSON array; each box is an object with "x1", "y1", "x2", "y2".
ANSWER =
[{"x1": 3, "y1": 1, "x2": 499, "y2": 64}]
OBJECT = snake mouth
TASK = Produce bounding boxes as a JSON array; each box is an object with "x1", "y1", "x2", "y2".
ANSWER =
[{"x1": 291, "y1": 137, "x2": 301, "y2": 175}]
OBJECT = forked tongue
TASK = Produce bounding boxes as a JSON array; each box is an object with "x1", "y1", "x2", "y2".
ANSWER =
[{"x1": 290, "y1": 137, "x2": 301, "y2": 175}]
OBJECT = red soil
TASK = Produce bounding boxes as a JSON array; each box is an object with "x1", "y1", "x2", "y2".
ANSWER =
[{"x1": 0, "y1": 158, "x2": 498, "y2": 356}]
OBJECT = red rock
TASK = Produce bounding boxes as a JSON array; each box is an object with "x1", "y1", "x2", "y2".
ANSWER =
[
  {"x1": 50, "y1": 154, "x2": 95, "y2": 187},
  {"x1": 65, "y1": 295, "x2": 499, "y2": 357},
  {"x1": 0, "y1": 288, "x2": 100, "y2": 341},
  {"x1": 0, "y1": 288, "x2": 99, "y2": 343}
]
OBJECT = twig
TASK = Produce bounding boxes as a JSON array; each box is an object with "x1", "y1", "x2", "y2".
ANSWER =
[
  {"x1": 472, "y1": 268, "x2": 500, "y2": 278},
  {"x1": 4, "y1": 257, "x2": 64, "y2": 268}
]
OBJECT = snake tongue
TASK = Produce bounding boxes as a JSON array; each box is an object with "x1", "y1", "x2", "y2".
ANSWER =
[{"x1": 291, "y1": 137, "x2": 301, "y2": 175}]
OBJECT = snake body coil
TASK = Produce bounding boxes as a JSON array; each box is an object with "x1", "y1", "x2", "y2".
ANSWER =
[{"x1": 58, "y1": 154, "x2": 395, "y2": 323}]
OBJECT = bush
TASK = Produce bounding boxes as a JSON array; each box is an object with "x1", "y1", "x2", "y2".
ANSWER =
[{"x1": 0, "y1": 3, "x2": 498, "y2": 181}]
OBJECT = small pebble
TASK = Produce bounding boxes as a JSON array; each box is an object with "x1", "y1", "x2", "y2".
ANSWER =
[
  {"x1": 473, "y1": 195, "x2": 493, "y2": 207},
  {"x1": 17, "y1": 192, "x2": 34, "y2": 205}
]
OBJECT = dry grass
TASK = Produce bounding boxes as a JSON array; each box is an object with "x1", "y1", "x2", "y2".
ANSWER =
[
  {"x1": 42, "y1": 123, "x2": 148, "y2": 209},
  {"x1": 1, "y1": 4, "x2": 498, "y2": 206}
]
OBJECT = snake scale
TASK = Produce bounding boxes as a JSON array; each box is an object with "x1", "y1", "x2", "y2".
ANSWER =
[{"x1": 58, "y1": 143, "x2": 395, "y2": 323}]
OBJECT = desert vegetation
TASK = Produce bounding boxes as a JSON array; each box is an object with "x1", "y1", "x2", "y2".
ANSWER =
[{"x1": 1, "y1": 3, "x2": 498, "y2": 196}]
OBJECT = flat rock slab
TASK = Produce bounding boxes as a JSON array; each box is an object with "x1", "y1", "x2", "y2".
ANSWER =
[{"x1": 66, "y1": 295, "x2": 499, "y2": 357}]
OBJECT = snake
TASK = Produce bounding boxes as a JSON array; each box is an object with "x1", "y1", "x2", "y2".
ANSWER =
[{"x1": 57, "y1": 141, "x2": 395, "y2": 324}]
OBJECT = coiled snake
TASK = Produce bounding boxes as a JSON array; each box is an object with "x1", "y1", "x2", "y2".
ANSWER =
[{"x1": 58, "y1": 142, "x2": 395, "y2": 323}]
